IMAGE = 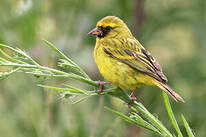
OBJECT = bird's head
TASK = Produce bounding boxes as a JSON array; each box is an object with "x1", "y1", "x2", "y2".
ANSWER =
[{"x1": 88, "y1": 16, "x2": 132, "y2": 39}]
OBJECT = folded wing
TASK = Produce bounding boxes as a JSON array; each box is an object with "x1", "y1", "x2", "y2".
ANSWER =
[{"x1": 103, "y1": 38, "x2": 168, "y2": 83}]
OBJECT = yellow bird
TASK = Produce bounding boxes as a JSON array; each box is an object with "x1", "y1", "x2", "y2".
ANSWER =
[{"x1": 88, "y1": 16, "x2": 184, "y2": 103}]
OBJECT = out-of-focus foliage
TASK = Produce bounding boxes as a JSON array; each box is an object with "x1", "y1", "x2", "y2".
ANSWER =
[
  {"x1": 0, "y1": 0, "x2": 205, "y2": 137},
  {"x1": 0, "y1": 41, "x2": 194, "y2": 137}
]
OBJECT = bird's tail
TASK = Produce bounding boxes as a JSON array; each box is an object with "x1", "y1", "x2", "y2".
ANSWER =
[{"x1": 156, "y1": 82, "x2": 184, "y2": 103}]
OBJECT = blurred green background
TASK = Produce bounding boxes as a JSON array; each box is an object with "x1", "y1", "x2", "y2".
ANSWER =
[{"x1": 0, "y1": 0, "x2": 206, "y2": 136}]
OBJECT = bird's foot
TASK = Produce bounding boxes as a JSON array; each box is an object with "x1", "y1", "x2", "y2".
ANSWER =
[
  {"x1": 130, "y1": 90, "x2": 137, "y2": 101},
  {"x1": 127, "y1": 90, "x2": 137, "y2": 107},
  {"x1": 96, "y1": 80, "x2": 111, "y2": 94}
]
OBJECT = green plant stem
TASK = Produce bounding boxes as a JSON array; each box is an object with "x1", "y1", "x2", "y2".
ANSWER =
[
  {"x1": 0, "y1": 63, "x2": 98, "y2": 87},
  {"x1": 0, "y1": 49, "x2": 26, "y2": 64},
  {"x1": 105, "y1": 106, "x2": 163, "y2": 136},
  {"x1": 163, "y1": 92, "x2": 183, "y2": 137},
  {"x1": 43, "y1": 40, "x2": 90, "y2": 80},
  {"x1": 0, "y1": 57, "x2": 10, "y2": 63},
  {"x1": 1, "y1": 42, "x2": 194, "y2": 137},
  {"x1": 131, "y1": 102, "x2": 173, "y2": 137},
  {"x1": 0, "y1": 43, "x2": 39, "y2": 65},
  {"x1": 181, "y1": 115, "x2": 195, "y2": 137}
]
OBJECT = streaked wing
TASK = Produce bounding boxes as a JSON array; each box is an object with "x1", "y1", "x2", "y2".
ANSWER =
[{"x1": 103, "y1": 38, "x2": 168, "y2": 83}]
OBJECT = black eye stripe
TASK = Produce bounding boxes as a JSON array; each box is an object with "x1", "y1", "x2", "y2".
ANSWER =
[
  {"x1": 105, "y1": 26, "x2": 112, "y2": 30},
  {"x1": 98, "y1": 26, "x2": 112, "y2": 30},
  {"x1": 97, "y1": 26, "x2": 112, "y2": 38}
]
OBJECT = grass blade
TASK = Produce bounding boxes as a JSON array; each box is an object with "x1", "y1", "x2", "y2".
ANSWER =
[
  {"x1": 132, "y1": 102, "x2": 173, "y2": 137},
  {"x1": 43, "y1": 40, "x2": 90, "y2": 79},
  {"x1": 63, "y1": 84, "x2": 89, "y2": 95},
  {"x1": 181, "y1": 115, "x2": 195, "y2": 137},
  {"x1": 0, "y1": 44, "x2": 39, "y2": 65},
  {"x1": 38, "y1": 84, "x2": 88, "y2": 94},
  {"x1": 71, "y1": 95, "x2": 92, "y2": 104},
  {"x1": 163, "y1": 91, "x2": 183, "y2": 137},
  {"x1": 105, "y1": 106, "x2": 163, "y2": 136},
  {"x1": 0, "y1": 49, "x2": 26, "y2": 64}
]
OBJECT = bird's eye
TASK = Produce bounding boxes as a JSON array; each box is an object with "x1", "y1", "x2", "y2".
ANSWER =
[{"x1": 105, "y1": 26, "x2": 112, "y2": 31}]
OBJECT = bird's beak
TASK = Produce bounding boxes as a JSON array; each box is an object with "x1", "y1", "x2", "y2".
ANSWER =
[{"x1": 88, "y1": 27, "x2": 102, "y2": 36}]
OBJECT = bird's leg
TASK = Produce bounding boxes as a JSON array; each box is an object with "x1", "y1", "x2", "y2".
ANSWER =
[
  {"x1": 127, "y1": 90, "x2": 137, "y2": 107},
  {"x1": 130, "y1": 90, "x2": 137, "y2": 101},
  {"x1": 96, "y1": 80, "x2": 112, "y2": 94}
]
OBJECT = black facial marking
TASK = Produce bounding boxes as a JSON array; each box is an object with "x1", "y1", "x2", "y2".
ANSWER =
[
  {"x1": 105, "y1": 26, "x2": 112, "y2": 31},
  {"x1": 97, "y1": 26, "x2": 112, "y2": 38}
]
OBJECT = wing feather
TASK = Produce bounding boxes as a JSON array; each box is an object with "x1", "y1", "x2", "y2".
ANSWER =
[{"x1": 103, "y1": 38, "x2": 168, "y2": 83}]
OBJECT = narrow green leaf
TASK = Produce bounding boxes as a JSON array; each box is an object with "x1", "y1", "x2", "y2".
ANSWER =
[
  {"x1": 42, "y1": 40, "x2": 74, "y2": 65},
  {"x1": 43, "y1": 40, "x2": 90, "y2": 79},
  {"x1": 38, "y1": 84, "x2": 72, "y2": 91},
  {"x1": 105, "y1": 106, "x2": 163, "y2": 136},
  {"x1": 58, "y1": 59, "x2": 78, "y2": 70},
  {"x1": 181, "y1": 115, "x2": 195, "y2": 137},
  {"x1": 0, "y1": 44, "x2": 39, "y2": 65},
  {"x1": 38, "y1": 84, "x2": 87, "y2": 94},
  {"x1": 60, "y1": 92, "x2": 76, "y2": 98},
  {"x1": 0, "y1": 49, "x2": 26, "y2": 64},
  {"x1": 0, "y1": 68, "x2": 20, "y2": 80},
  {"x1": 131, "y1": 102, "x2": 173, "y2": 137},
  {"x1": 0, "y1": 62, "x2": 98, "y2": 87},
  {"x1": 71, "y1": 95, "x2": 92, "y2": 104},
  {"x1": 163, "y1": 92, "x2": 183, "y2": 137},
  {"x1": 58, "y1": 59, "x2": 87, "y2": 76},
  {"x1": 0, "y1": 57, "x2": 10, "y2": 63},
  {"x1": 63, "y1": 84, "x2": 89, "y2": 95},
  {"x1": 129, "y1": 112, "x2": 164, "y2": 135}
]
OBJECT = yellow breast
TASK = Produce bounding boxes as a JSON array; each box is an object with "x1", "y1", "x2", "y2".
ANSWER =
[{"x1": 94, "y1": 41, "x2": 154, "y2": 90}]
